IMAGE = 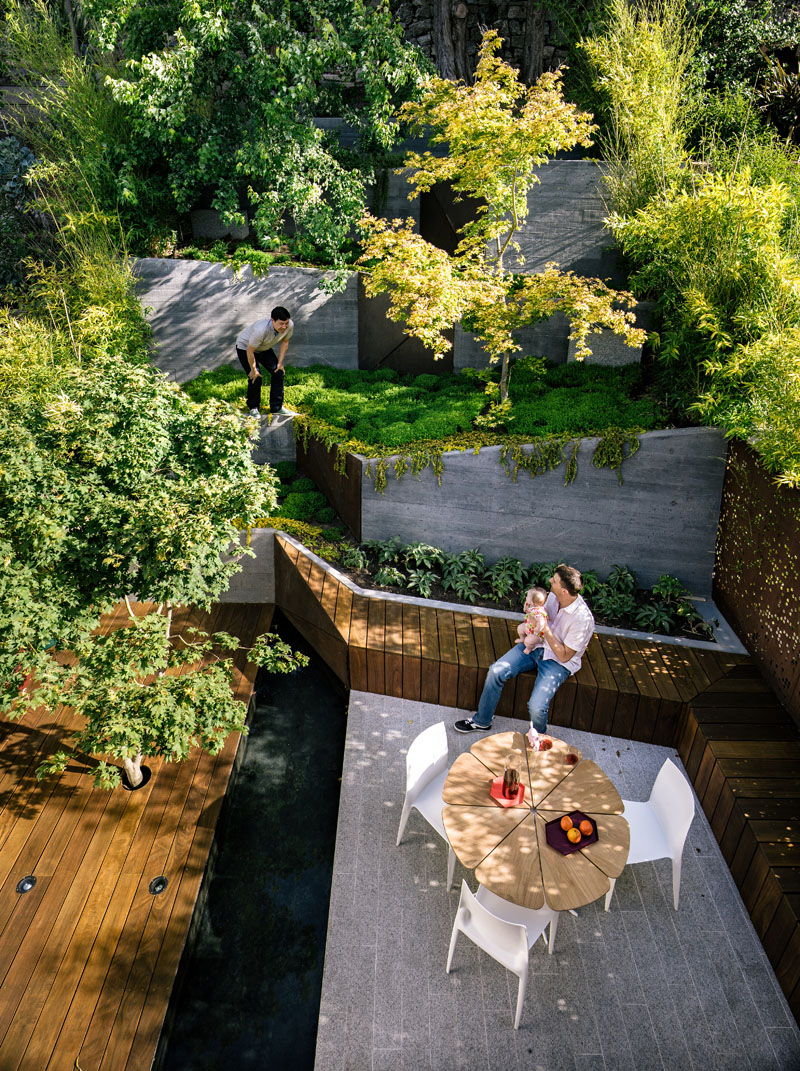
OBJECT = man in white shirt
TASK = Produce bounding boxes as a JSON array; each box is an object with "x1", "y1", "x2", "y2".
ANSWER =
[
  {"x1": 455, "y1": 564, "x2": 595, "y2": 735},
  {"x1": 235, "y1": 306, "x2": 294, "y2": 416}
]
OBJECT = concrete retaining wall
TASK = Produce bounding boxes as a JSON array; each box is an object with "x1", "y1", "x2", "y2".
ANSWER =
[
  {"x1": 133, "y1": 259, "x2": 358, "y2": 384},
  {"x1": 349, "y1": 427, "x2": 727, "y2": 595},
  {"x1": 218, "y1": 528, "x2": 276, "y2": 603}
]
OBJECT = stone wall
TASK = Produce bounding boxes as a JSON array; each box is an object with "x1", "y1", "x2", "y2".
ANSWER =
[
  {"x1": 390, "y1": 1, "x2": 570, "y2": 75},
  {"x1": 133, "y1": 259, "x2": 359, "y2": 384}
]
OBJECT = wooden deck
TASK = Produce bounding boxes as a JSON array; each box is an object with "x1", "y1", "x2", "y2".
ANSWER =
[
  {"x1": 273, "y1": 535, "x2": 747, "y2": 743},
  {"x1": 3, "y1": 534, "x2": 798, "y2": 1064},
  {"x1": 0, "y1": 601, "x2": 273, "y2": 1071}
]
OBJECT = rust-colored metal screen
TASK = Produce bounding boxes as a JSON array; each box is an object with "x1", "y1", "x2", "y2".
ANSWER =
[{"x1": 714, "y1": 440, "x2": 800, "y2": 727}]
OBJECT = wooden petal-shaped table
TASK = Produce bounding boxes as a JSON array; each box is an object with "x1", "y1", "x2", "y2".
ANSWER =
[{"x1": 442, "y1": 732, "x2": 630, "y2": 911}]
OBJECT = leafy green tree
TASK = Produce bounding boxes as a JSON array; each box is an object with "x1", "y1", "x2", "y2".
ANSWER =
[
  {"x1": 0, "y1": 345, "x2": 278, "y2": 708},
  {"x1": 359, "y1": 31, "x2": 645, "y2": 411},
  {"x1": 5, "y1": 0, "x2": 426, "y2": 259},
  {"x1": 29, "y1": 608, "x2": 307, "y2": 790},
  {"x1": 609, "y1": 169, "x2": 800, "y2": 485}
]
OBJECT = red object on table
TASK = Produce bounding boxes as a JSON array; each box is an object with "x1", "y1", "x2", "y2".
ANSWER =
[{"x1": 489, "y1": 776, "x2": 525, "y2": 807}]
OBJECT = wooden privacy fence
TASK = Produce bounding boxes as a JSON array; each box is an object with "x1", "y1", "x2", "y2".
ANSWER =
[{"x1": 274, "y1": 533, "x2": 800, "y2": 1021}]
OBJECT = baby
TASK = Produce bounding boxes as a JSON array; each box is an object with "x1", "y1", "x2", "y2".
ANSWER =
[{"x1": 518, "y1": 586, "x2": 549, "y2": 652}]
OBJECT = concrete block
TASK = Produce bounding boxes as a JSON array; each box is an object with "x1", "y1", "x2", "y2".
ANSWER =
[
  {"x1": 566, "y1": 300, "x2": 656, "y2": 365},
  {"x1": 133, "y1": 259, "x2": 358, "y2": 384},
  {"x1": 567, "y1": 327, "x2": 642, "y2": 366},
  {"x1": 251, "y1": 413, "x2": 297, "y2": 465},
  {"x1": 454, "y1": 313, "x2": 571, "y2": 369},
  {"x1": 219, "y1": 528, "x2": 276, "y2": 603},
  {"x1": 356, "y1": 427, "x2": 728, "y2": 595}
]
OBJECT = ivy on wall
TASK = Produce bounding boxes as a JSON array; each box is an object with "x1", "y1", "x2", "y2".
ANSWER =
[{"x1": 292, "y1": 417, "x2": 643, "y2": 493}]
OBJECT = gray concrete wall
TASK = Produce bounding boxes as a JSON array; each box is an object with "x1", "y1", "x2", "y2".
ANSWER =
[
  {"x1": 133, "y1": 260, "x2": 358, "y2": 383},
  {"x1": 455, "y1": 314, "x2": 571, "y2": 368},
  {"x1": 510, "y1": 159, "x2": 622, "y2": 282},
  {"x1": 219, "y1": 528, "x2": 276, "y2": 603},
  {"x1": 357, "y1": 428, "x2": 728, "y2": 595},
  {"x1": 251, "y1": 413, "x2": 296, "y2": 465},
  {"x1": 453, "y1": 160, "x2": 632, "y2": 370}
]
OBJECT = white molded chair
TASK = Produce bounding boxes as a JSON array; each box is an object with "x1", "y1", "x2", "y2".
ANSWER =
[
  {"x1": 447, "y1": 881, "x2": 559, "y2": 1029},
  {"x1": 605, "y1": 758, "x2": 695, "y2": 912},
  {"x1": 396, "y1": 722, "x2": 455, "y2": 888}
]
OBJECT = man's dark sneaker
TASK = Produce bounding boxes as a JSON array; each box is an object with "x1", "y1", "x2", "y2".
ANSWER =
[{"x1": 454, "y1": 718, "x2": 491, "y2": 733}]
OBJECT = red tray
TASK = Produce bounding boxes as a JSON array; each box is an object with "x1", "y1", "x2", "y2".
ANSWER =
[
  {"x1": 545, "y1": 811, "x2": 598, "y2": 855},
  {"x1": 490, "y1": 776, "x2": 525, "y2": 807}
]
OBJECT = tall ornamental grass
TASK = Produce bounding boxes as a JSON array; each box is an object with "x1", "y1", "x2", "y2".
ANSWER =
[{"x1": 580, "y1": 0, "x2": 698, "y2": 216}]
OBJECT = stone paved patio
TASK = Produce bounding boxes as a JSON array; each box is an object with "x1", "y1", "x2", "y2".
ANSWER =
[{"x1": 315, "y1": 693, "x2": 800, "y2": 1071}]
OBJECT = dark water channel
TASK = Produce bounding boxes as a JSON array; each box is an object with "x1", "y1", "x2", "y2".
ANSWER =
[{"x1": 159, "y1": 611, "x2": 348, "y2": 1071}]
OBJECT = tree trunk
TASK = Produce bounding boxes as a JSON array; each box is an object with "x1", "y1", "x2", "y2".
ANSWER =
[
  {"x1": 433, "y1": 0, "x2": 457, "y2": 79},
  {"x1": 499, "y1": 351, "x2": 510, "y2": 403},
  {"x1": 522, "y1": 1, "x2": 547, "y2": 84},
  {"x1": 123, "y1": 752, "x2": 143, "y2": 788},
  {"x1": 453, "y1": 2, "x2": 469, "y2": 82},
  {"x1": 63, "y1": 0, "x2": 81, "y2": 57}
]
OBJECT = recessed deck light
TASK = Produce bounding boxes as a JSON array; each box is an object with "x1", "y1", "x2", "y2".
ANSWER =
[
  {"x1": 149, "y1": 875, "x2": 168, "y2": 895},
  {"x1": 16, "y1": 875, "x2": 36, "y2": 894}
]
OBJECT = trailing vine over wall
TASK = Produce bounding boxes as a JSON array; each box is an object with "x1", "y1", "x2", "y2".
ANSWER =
[
  {"x1": 294, "y1": 416, "x2": 644, "y2": 493},
  {"x1": 591, "y1": 428, "x2": 642, "y2": 484}
]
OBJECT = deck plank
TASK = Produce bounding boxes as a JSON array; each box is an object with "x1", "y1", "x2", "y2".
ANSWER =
[
  {"x1": 0, "y1": 603, "x2": 265, "y2": 1071},
  {"x1": 401, "y1": 603, "x2": 422, "y2": 703}
]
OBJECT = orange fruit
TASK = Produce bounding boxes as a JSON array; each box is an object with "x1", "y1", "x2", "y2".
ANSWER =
[
  {"x1": 560, "y1": 815, "x2": 573, "y2": 831},
  {"x1": 579, "y1": 819, "x2": 593, "y2": 836},
  {"x1": 566, "y1": 827, "x2": 581, "y2": 843}
]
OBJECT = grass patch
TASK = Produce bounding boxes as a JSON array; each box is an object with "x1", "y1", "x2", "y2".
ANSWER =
[{"x1": 184, "y1": 360, "x2": 667, "y2": 450}]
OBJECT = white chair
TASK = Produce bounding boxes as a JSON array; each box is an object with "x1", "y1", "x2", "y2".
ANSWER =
[
  {"x1": 447, "y1": 881, "x2": 559, "y2": 1029},
  {"x1": 605, "y1": 757, "x2": 695, "y2": 912},
  {"x1": 396, "y1": 722, "x2": 455, "y2": 888}
]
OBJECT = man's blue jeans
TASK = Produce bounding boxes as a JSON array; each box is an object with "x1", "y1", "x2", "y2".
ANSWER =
[{"x1": 473, "y1": 644, "x2": 571, "y2": 732}]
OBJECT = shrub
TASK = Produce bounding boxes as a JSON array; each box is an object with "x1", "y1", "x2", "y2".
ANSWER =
[
  {"x1": 580, "y1": 0, "x2": 696, "y2": 216},
  {"x1": 290, "y1": 477, "x2": 316, "y2": 494},
  {"x1": 375, "y1": 565, "x2": 405, "y2": 587},
  {"x1": 273, "y1": 461, "x2": 297, "y2": 482},
  {"x1": 315, "y1": 506, "x2": 337, "y2": 524},
  {"x1": 275, "y1": 490, "x2": 325, "y2": 521},
  {"x1": 406, "y1": 567, "x2": 437, "y2": 598},
  {"x1": 340, "y1": 546, "x2": 368, "y2": 570}
]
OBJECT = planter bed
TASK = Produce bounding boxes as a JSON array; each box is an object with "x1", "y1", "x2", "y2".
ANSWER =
[{"x1": 296, "y1": 426, "x2": 729, "y2": 596}]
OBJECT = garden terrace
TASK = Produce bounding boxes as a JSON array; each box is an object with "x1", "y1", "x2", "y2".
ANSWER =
[
  {"x1": 273, "y1": 532, "x2": 800, "y2": 1020},
  {"x1": 0, "y1": 600, "x2": 272, "y2": 1071}
]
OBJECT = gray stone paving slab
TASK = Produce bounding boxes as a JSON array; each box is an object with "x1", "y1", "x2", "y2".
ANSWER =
[{"x1": 315, "y1": 694, "x2": 800, "y2": 1071}]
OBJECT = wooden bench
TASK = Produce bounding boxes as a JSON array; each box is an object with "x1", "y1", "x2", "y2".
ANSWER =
[{"x1": 677, "y1": 663, "x2": 800, "y2": 1021}]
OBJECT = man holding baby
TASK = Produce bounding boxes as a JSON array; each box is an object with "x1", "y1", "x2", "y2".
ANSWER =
[{"x1": 454, "y1": 564, "x2": 594, "y2": 737}]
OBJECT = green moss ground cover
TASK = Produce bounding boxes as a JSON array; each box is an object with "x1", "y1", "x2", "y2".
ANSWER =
[{"x1": 184, "y1": 360, "x2": 667, "y2": 453}]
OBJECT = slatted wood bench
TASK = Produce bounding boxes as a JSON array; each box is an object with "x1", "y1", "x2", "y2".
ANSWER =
[
  {"x1": 677, "y1": 663, "x2": 800, "y2": 1021},
  {"x1": 274, "y1": 534, "x2": 745, "y2": 742}
]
